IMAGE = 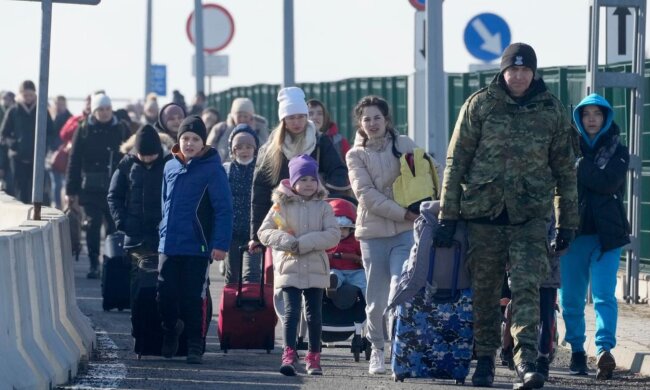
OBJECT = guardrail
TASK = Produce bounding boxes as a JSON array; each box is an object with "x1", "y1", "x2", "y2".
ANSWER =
[{"x1": 0, "y1": 192, "x2": 95, "y2": 389}]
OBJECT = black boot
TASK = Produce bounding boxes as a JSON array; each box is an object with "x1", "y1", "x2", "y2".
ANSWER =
[
  {"x1": 569, "y1": 351, "x2": 589, "y2": 375},
  {"x1": 536, "y1": 356, "x2": 550, "y2": 381},
  {"x1": 161, "y1": 319, "x2": 184, "y2": 358},
  {"x1": 186, "y1": 338, "x2": 204, "y2": 364},
  {"x1": 86, "y1": 256, "x2": 100, "y2": 279},
  {"x1": 515, "y1": 362, "x2": 545, "y2": 389},
  {"x1": 472, "y1": 355, "x2": 495, "y2": 387}
]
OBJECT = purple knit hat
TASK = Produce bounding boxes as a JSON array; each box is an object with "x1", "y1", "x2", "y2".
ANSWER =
[{"x1": 289, "y1": 154, "x2": 319, "y2": 188}]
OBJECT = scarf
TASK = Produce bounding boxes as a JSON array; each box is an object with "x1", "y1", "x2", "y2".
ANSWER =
[
  {"x1": 594, "y1": 134, "x2": 619, "y2": 170},
  {"x1": 281, "y1": 122, "x2": 317, "y2": 160}
]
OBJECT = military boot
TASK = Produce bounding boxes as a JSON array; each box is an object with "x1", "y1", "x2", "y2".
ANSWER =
[
  {"x1": 472, "y1": 355, "x2": 495, "y2": 387},
  {"x1": 515, "y1": 361, "x2": 545, "y2": 389},
  {"x1": 186, "y1": 338, "x2": 204, "y2": 364}
]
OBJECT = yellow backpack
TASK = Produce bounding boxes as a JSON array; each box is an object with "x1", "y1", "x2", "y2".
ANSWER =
[{"x1": 392, "y1": 148, "x2": 440, "y2": 213}]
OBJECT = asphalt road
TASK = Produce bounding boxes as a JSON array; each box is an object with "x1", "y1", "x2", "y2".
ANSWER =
[{"x1": 58, "y1": 254, "x2": 650, "y2": 390}]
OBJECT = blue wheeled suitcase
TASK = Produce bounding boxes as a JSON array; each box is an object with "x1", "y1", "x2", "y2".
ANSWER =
[{"x1": 391, "y1": 241, "x2": 473, "y2": 384}]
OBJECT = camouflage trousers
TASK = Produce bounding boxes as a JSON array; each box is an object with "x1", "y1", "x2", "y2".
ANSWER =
[{"x1": 467, "y1": 218, "x2": 549, "y2": 364}]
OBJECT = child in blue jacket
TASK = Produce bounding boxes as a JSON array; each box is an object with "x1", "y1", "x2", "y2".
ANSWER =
[{"x1": 158, "y1": 115, "x2": 233, "y2": 364}]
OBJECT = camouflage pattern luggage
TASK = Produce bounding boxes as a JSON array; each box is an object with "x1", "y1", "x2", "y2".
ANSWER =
[{"x1": 391, "y1": 242, "x2": 473, "y2": 384}]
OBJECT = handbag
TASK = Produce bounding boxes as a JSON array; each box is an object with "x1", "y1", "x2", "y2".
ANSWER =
[{"x1": 49, "y1": 144, "x2": 69, "y2": 174}]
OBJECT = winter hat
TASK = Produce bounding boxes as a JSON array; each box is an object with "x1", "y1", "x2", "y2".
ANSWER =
[
  {"x1": 134, "y1": 124, "x2": 161, "y2": 155},
  {"x1": 336, "y1": 216, "x2": 355, "y2": 228},
  {"x1": 19, "y1": 80, "x2": 36, "y2": 92},
  {"x1": 277, "y1": 87, "x2": 308, "y2": 121},
  {"x1": 177, "y1": 115, "x2": 207, "y2": 144},
  {"x1": 230, "y1": 97, "x2": 255, "y2": 115},
  {"x1": 288, "y1": 154, "x2": 319, "y2": 188},
  {"x1": 159, "y1": 103, "x2": 185, "y2": 127},
  {"x1": 90, "y1": 93, "x2": 112, "y2": 113},
  {"x1": 230, "y1": 124, "x2": 258, "y2": 149},
  {"x1": 500, "y1": 42, "x2": 537, "y2": 74}
]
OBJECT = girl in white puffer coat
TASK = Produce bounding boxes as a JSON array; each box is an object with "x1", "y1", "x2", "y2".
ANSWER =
[{"x1": 258, "y1": 154, "x2": 339, "y2": 377}]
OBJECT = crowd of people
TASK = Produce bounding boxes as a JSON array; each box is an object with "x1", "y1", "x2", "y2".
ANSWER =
[{"x1": 0, "y1": 41, "x2": 630, "y2": 386}]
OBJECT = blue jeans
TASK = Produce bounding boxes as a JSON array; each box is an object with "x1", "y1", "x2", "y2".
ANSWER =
[
  {"x1": 559, "y1": 235, "x2": 621, "y2": 355},
  {"x1": 331, "y1": 268, "x2": 367, "y2": 298},
  {"x1": 360, "y1": 230, "x2": 414, "y2": 350},
  {"x1": 49, "y1": 169, "x2": 64, "y2": 209}
]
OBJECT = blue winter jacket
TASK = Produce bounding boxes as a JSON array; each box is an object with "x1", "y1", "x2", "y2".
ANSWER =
[{"x1": 158, "y1": 145, "x2": 233, "y2": 257}]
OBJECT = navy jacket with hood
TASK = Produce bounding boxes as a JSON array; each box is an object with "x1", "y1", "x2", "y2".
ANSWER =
[
  {"x1": 158, "y1": 145, "x2": 233, "y2": 257},
  {"x1": 107, "y1": 151, "x2": 169, "y2": 249},
  {"x1": 572, "y1": 93, "x2": 630, "y2": 252}
]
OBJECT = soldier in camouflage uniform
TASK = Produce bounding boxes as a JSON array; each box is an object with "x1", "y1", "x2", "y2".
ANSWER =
[{"x1": 433, "y1": 43, "x2": 578, "y2": 389}]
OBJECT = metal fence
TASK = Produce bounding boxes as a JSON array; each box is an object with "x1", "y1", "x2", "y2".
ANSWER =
[{"x1": 206, "y1": 76, "x2": 409, "y2": 141}]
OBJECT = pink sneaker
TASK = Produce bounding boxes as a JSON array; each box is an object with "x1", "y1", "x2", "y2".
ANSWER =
[
  {"x1": 305, "y1": 351, "x2": 323, "y2": 375},
  {"x1": 280, "y1": 346, "x2": 298, "y2": 376}
]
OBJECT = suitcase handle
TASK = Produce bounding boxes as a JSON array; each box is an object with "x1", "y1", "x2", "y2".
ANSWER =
[
  {"x1": 237, "y1": 245, "x2": 267, "y2": 308},
  {"x1": 428, "y1": 240, "x2": 462, "y2": 300}
]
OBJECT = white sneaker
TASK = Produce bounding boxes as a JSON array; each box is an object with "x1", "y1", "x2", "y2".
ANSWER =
[{"x1": 368, "y1": 348, "x2": 386, "y2": 374}]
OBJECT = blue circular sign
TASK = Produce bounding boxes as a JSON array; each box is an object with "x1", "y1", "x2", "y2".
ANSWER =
[{"x1": 463, "y1": 13, "x2": 511, "y2": 62}]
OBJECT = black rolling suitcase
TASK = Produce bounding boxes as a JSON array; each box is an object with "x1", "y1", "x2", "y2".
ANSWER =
[
  {"x1": 101, "y1": 232, "x2": 131, "y2": 311},
  {"x1": 131, "y1": 255, "x2": 213, "y2": 359}
]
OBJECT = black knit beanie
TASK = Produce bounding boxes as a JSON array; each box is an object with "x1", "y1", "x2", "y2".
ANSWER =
[
  {"x1": 134, "y1": 124, "x2": 161, "y2": 155},
  {"x1": 177, "y1": 115, "x2": 207, "y2": 144},
  {"x1": 500, "y1": 43, "x2": 537, "y2": 74}
]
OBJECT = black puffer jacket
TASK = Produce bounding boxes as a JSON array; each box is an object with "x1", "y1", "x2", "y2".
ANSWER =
[
  {"x1": 250, "y1": 128, "x2": 350, "y2": 241},
  {"x1": 576, "y1": 122, "x2": 630, "y2": 252},
  {"x1": 107, "y1": 153, "x2": 169, "y2": 249},
  {"x1": 0, "y1": 102, "x2": 55, "y2": 162},
  {"x1": 65, "y1": 116, "x2": 130, "y2": 203}
]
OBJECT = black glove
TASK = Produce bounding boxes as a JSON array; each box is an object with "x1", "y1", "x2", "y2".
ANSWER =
[
  {"x1": 550, "y1": 228, "x2": 575, "y2": 253},
  {"x1": 433, "y1": 219, "x2": 457, "y2": 248}
]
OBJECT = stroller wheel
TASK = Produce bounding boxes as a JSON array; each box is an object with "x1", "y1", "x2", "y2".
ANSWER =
[{"x1": 363, "y1": 338, "x2": 372, "y2": 361}]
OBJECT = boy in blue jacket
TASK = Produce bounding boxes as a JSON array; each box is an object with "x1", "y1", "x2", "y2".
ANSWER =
[{"x1": 158, "y1": 115, "x2": 233, "y2": 364}]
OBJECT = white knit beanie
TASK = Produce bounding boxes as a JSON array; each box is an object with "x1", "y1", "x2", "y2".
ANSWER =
[
  {"x1": 91, "y1": 93, "x2": 111, "y2": 113},
  {"x1": 277, "y1": 87, "x2": 308, "y2": 121}
]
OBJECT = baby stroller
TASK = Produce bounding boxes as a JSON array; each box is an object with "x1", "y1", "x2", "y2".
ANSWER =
[{"x1": 297, "y1": 283, "x2": 370, "y2": 362}]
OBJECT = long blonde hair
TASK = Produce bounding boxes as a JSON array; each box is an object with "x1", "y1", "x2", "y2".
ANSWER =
[{"x1": 259, "y1": 119, "x2": 308, "y2": 184}]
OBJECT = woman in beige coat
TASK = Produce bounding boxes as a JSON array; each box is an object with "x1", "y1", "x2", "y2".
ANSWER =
[
  {"x1": 258, "y1": 154, "x2": 339, "y2": 377},
  {"x1": 346, "y1": 96, "x2": 422, "y2": 375}
]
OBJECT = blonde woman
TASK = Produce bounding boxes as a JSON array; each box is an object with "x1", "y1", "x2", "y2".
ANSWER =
[{"x1": 249, "y1": 87, "x2": 349, "y2": 251}]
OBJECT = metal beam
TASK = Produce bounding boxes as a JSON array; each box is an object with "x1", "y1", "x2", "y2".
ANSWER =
[
  {"x1": 283, "y1": 0, "x2": 295, "y2": 87},
  {"x1": 16, "y1": 0, "x2": 101, "y2": 4}
]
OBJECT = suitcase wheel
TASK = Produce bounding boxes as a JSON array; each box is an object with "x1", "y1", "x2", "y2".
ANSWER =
[
  {"x1": 266, "y1": 349, "x2": 271, "y2": 354},
  {"x1": 455, "y1": 379, "x2": 465, "y2": 385},
  {"x1": 393, "y1": 374, "x2": 404, "y2": 382},
  {"x1": 137, "y1": 354, "x2": 142, "y2": 360}
]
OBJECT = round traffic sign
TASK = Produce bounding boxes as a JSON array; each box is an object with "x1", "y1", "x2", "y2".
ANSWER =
[
  {"x1": 409, "y1": 0, "x2": 425, "y2": 11},
  {"x1": 463, "y1": 13, "x2": 511, "y2": 62},
  {"x1": 186, "y1": 3, "x2": 235, "y2": 54}
]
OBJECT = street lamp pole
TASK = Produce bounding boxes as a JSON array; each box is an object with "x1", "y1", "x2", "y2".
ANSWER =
[
  {"x1": 194, "y1": 0, "x2": 205, "y2": 95},
  {"x1": 283, "y1": 0, "x2": 295, "y2": 87}
]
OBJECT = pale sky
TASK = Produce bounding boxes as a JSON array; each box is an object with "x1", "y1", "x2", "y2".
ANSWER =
[{"x1": 1, "y1": 0, "x2": 646, "y2": 112}]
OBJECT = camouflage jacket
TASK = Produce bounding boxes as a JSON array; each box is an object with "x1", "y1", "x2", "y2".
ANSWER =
[{"x1": 439, "y1": 76, "x2": 579, "y2": 229}]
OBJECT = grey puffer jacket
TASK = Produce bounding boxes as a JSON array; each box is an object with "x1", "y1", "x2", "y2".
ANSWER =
[{"x1": 257, "y1": 180, "x2": 340, "y2": 290}]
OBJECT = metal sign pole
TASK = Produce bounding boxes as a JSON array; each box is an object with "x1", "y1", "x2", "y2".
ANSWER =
[
  {"x1": 31, "y1": 0, "x2": 53, "y2": 220},
  {"x1": 194, "y1": 0, "x2": 205, "y2": 95},
  {"x1": 144, "y1": 0, "x2": 152, "y2": 98},
  {"x1": 283, "y1": 0, "x2": 295, "y2": 87},
  {"x1": 426, "y1": 0, "x2": 447, "y2": 164}
]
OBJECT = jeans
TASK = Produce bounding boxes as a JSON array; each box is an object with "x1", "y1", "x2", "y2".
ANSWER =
[
  {"x1": 282, "y1": 287, "x2": 323, "y2": 353},
  {"x1": 49, "y1": 169, "x2": 64, "y2": 209},
  {"x1": 559, "y1": 235, "x2": 621, "y2": 355},
  {"x1": 360, "y1": 230, "x2": 413, "y2": 350},
  {"x1": 157, "y1": 254, "x2": 209, "y2": 341},
  {"x1": 226, "y1": 235, "x2": 261, "y2": 284},
  {"x1": 331, "y1": 269, "x2": 367, "y2": 298}
]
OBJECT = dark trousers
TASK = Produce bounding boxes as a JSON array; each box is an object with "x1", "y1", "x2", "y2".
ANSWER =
[
  {"x1": 226, "y1": 235, "x2": 261, "y2": 284},
  {"x1": 82, "y1": 196, "x2": 115, "y2": 266},
  {"x1": 157, "y1": 254, "x2": 209, "y2": 341},
  {"x1": 282, "y1": 287, "x2": 323, "y2": 352},
  {"x1": 10, "y1": 158, "x2": 33, "y2": 203},
  {"x1": 538, "y1": 287, "x2": 557, "y2": 355}
]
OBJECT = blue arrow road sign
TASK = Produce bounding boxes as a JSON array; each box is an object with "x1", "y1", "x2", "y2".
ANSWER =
[
  {"x1": 464, "y1": 13, "x2": 511, "y2": 62},
  {"x1": 150, "y1": 64, "x2": 167, "y2": 96}
]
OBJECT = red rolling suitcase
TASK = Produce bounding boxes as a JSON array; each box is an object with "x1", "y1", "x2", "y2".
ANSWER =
[{"x1": 217, "y1": 246, "x2": 277, "y2": 353}]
